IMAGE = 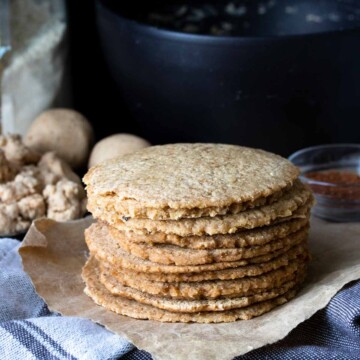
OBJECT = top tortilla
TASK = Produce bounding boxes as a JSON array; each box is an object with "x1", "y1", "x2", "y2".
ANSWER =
[{"x1": 84, "y1": 144, "x2": 299, "y2": 218}]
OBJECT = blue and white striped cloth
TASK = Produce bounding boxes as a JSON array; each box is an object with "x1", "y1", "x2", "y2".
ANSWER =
[{"x1": 1, "y1": 238, "x2": 360, "y2": 360}]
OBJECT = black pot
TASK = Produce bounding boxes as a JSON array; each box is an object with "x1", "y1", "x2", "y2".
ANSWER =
[{"x1": 96, "y1": 0, "x2": 360, "y2": 156}]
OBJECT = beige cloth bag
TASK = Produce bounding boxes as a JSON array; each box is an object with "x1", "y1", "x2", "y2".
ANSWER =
[{"x1": 0, "y1": 0, "x2": 69, "y2": 135}]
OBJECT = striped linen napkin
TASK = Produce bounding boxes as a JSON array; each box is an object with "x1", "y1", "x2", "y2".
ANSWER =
[{"x1": 0, "y1": 238, "x2": 133, "y2": 360}]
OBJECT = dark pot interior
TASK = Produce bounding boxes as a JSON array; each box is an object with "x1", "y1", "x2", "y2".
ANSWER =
[
  {"x1": 103, "y1": 0, "x2": 360, "y2": 36},
  {"x1": 96, "y1": 0, "x2": 360, "y2": 155}
]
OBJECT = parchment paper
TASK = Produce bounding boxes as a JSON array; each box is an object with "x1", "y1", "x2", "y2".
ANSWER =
[{"x1": 19, "y1": 217, "x2": 360, "y2": 360}]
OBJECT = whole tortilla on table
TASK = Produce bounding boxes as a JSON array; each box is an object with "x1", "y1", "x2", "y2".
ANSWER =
[
  {"x1": 85, "y1": 222, "x2": 309, "y2": 274},
  {"x1": 82, "y1": 257, "x2": 300, "y2": 323},
  {"x1": 96, "y1": 257, "x2": 307, "y2": 313},
  {"x1": 108, "y1": 216, "x2": 310, "y2": 250},
  {"x1": 101, "y1": 242, "x2": 309, "y2": 283},
  {"x1": 91, "y1": 180, "x2": 313, "y2": 236},
  {"x1": 99, "y1": 258, "x2": 308, "y2": 300},
  {"x1": 86, "y1": 184, "x2": 290, "y2": 220},
  {"x1": 105, "y1": 222, "x2": 309, "y2": 265}
]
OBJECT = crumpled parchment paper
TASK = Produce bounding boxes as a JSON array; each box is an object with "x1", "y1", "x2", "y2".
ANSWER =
[{"x1": 18, "y1": 217, "x2": 360, "y2": 360}]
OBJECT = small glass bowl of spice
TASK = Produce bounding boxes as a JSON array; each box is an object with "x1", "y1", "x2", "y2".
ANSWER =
[{"x1": 289, "y1": 144, "x2": 360, "y2": 222}]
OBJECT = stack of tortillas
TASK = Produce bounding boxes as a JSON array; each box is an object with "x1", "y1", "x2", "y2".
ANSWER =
[{"x1": 82, "y1": 143, "x2": 314, "y2": 323}]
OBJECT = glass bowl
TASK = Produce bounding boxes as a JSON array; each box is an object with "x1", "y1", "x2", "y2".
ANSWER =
[{"x1": 288, "y1": 144, "x2": 360, "y2": 222}]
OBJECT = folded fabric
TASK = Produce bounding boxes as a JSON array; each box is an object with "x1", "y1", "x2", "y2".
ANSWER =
[
  {"x1": 0, "y1": 239, "x2": 133, "y2": 360},
  {"x1": 1, "y1": 238, "x2": 360, "y2": 360}
]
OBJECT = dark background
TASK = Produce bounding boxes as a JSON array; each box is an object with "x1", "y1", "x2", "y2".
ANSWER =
[{"x1": 66, "y1": 1, "x2": 139, "y2": 141}]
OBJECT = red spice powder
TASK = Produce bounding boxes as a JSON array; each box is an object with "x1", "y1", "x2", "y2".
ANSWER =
[{"x1": 305, "y1": 170, "x2": 360, "y2": 201}]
